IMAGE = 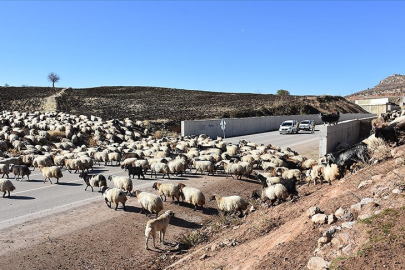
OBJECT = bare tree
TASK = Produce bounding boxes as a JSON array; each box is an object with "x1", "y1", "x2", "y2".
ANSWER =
[{"x1": 48, "y1": 72, "x2": 60, "y2": 88}]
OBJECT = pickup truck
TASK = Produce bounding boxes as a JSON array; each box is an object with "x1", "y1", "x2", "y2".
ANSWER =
[{"x1": 279, "y1": 120, "x2": 299, "y2": 134}]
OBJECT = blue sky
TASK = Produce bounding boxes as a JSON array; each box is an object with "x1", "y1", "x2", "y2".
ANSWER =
[{"x1": 1, "y1": 1, "x2": 404, "y2": 96}]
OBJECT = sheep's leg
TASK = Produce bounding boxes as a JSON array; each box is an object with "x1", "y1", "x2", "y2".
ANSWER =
[
  {"x1": 122, "y1": 202, "x2": 126, "y2": 211},
  {"x1": 2, "y1": 191, "x2": 5, "y2": 198},
  {"x1": 145, "y1": 235, "x2": 150, "y2": 250},
  {"x1": 105, "y1": 198, "x2": 111, "y2": 208},
  {"x1": 90, "y1": 185, "x2": 94, "y2": 192},
  {"x1": 114, "y1": 203, "x2": 118, "y2": 211},
  {"x1": 167, "y1": 173, "x2": 170, "y2": 179},
  {"x1": 49, "y1": 178, "x2": 53, "y2": 184}
]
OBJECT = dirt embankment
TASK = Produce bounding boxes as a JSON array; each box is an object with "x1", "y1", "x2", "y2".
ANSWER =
[{"x1": 0, "y1": 86, "x2": 366, "y2": 132}]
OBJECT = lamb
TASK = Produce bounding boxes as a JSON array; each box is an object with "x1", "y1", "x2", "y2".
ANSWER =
[
  {"x1": 177, "y1": 183, "x2": 205, "y2": 211},
  {"x1": 102, "y1": 187, "x2": 127, "y2": 211},
  {"x1": 251, "y1": 184, "x2": 289, "y2": 206},
  {"x1": 0, "y1": 179, "x2": 16, "y2": 198},
  {"x1": 210, "y1": 194, "x2": 248, "y2": 217},
  {"x1": 150, "y1": 162, "x2": 171, "y2": 179},
  {"x1": 134, "y1": 190, "x2": 164, "y2": 217},
  {"x1": 10, "y1": 164, "x2": 31, "y2": 181},
  {"x1": 152, "y1": 182, "x2": 181, "y2": 203},
  {"x1": 310, "y1": 164, "x2": 325, "y2": 185},
  {"x1": 39, "y1": 165, "x2": 63, "y2": 184},
  {"x1": 0, "y1": 164, "x2": 9, "y2": 178},
  {"x1": 108, "y1": 175, "x2": 133, "y2": 195},
  {"x1": 145, "y1": 210, "x2": 175, "y2": 250},
  {"x1": 125, "y1": 165, "x2": 145, "y2": 179}
]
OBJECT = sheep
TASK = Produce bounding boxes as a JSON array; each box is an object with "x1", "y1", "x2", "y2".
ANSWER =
[
  {"x1": 325, "y1": 142, "x2": 369, "y2": 172},
  {"x1": 276, "y1": 168, "x2": 302, "y2": 181},
  {"x1": 108, "y1": 152, "x2": 121, "y2": 166},
  {"x1": 254, "y1": 171, "x2": 281, "y2": 187},
  {"x1": 0, "y1": 164, "x2": 9, "y2": 178},
  {"x1": 177, "y1": 183, "x2": 205, "y2": 211},
  {"x1": 134, "y1": 190, "x2": 164, "y2": 218},
  {"x1": 194, "y1": 160, "x2": 215, "y2": 175},
  {"x1": 10, "y1": 164, "x2": 31, "y2": 181},
  {"x1": 39, "y1": 165, "x2": 63, "y2": 184},
  {"x1": 323, "y1": 163, "x2": 341, "y2": 185},
  {"x1": 108, "y1": 175, "x2": 133, "y2": 195},
  {"x1": 0, "y1": 157, "x2": 23, "y2": 167},
  {"x1": 221, "y1": 161, "x2": 245, "y2": 180},
  {"x1": 309, "y1": 164, "x2": 325, "y2": 185},
  {"x1": 150, "y1": 162, "x2": 171, "y2": 179},
  {"x1": 79, "y1": 172, "x2": 107, "y2": 192},
  {"x1": 32, "y1": 155, "x2": 53, "y2": 170},
  {"x1": 0, "y1": 179, "x2": 15, "y2": 198},
  {"x1": 251, "y1": 184, "x2": 289, "y2": 206},
  {"x1": 152, "y1": 182, "x2": 181, "y2": 203},
  {"x1": 102, "y1": 187, "x2": 127, "y2": 211},
  {"x1": 94, "y1": 151, "x2": 109, "y2": 166},
  {"x1": 145, "y1": 210, "x2": 175, "y2": 250},
  {"x1": 168, "y1": 158, "x2": 187, "y2": 176},
  {"x1": 64, "y1": 158, "x2": 84, "y2": 173},
  {"x1": 79, "y1": 156, "x2": 94, "y2": 172},
  {"x1": 210, "y1": 194, "x2": 248, "y2": 217},
  {"x1": 125, "y1": 165, "x2": 145, "y2": 179}
]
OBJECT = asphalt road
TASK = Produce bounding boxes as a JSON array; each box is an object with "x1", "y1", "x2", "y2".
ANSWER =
[{"x1": 0, "y1": 128, "x2": 321, "y2": 230}]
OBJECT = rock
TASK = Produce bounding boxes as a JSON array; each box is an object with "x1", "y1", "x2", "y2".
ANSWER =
[
  {"x1": 323, "y1": 226, "x2": 340, "y2": 237},
  {"x1": 360, "y1": 198, "x2": 374, "y2": 205},
  {"x1": 371, "y1": 174, "x2": 382, "y2": 181},
  {"x1": 350, "y1": 203, "x2": 362, "y2": 212},
  {"x1": 392, "y1": 188, "x2": 402, "y2": 194},
  {"x1": 307, "y1": 206, "x2": 322, "y2": 218},
  {"x1": 342, "y1": 244, "x2": 353, "y2": 256},
  {"x1": 331, "y1": 237, "x2": 341, "y2": 248},
  {"x1": 211, "y1": 244, "x2": 218, "y2": 251},
  {"x1": 307, "y1": 257, "x2": 330, "y2": 270},
  {"x1": 335, "y1": 207, "x2": 345, "y2": 218},
  {"x1": 342, "y1": 221, "x2": 355, "y2": 229},
  {"x1": 317, "y1": 236, "x2": 330, "y2": 247},
  {"x1": 337, "y1": 233, "x2": 350, "y2": 246},
  {"x1": 358, "y1": 214, "x2": 372, "y2": 220},
  {"x1": 358, "y1": 180, "x2": 372, "y2": 189},
  {"x1": 249, "y1": 205, "x2": 256, "y2": 213},
  {"x1": 200, "y1": 254, "x2": 208, "y2": 260},
  {"x1": 327, "y1": 214, "x2": 337, "y2": 225},
  {"x1": 312, "y1": 214, "x2": 327, "y2": 224},
  {"x1": 340, "y1": 211, "x2": 354, "y2": 221}
]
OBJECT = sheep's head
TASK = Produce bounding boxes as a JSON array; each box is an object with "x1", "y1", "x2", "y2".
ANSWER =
[
  {"x1": 177, "y1": 183, "x2": 186, "y2": 190},
  {"x1": 108, "y1": 175, "x2": 113, "y2": 181},
  {"x1": 165, "y1": 210, "x2": 175, "y2": 217},
  {"x1": 9, "y1": 184, "x2": 16, "y2": 192},
  {"x1": 133, "y1": 190, "x2": 141, "y2": 197},
  {"x1": 209, "y1": 195, "x2": 217, "y2": 202},
  {"x1": 152, "y1": 182, "x2": 159, "y2": 190}
]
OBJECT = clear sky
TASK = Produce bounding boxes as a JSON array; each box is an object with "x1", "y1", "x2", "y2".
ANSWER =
[{"x1": 1, "y1": 1, "x2": 404, "y2": 96}]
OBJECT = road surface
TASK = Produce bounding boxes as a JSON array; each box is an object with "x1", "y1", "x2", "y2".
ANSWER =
[{"x1": 0, "y1": 128, "x2": 320, "y2": 230}]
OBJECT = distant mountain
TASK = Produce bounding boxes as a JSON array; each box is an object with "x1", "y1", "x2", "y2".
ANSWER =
[{"x1": 346, "y1": 74, "x2": 405, "y2": 101}]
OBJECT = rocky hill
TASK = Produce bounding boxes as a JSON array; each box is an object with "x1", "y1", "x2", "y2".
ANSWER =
[
  {"x1": 346, "y1": 74, "x2": 405, "y2": 101},
  {"x1": 0, "y1": 86, "x2": 366, "y2": 132}
]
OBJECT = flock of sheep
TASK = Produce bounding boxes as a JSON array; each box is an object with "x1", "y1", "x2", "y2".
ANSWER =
[{"x1": 0, "y1": 110, "x2": 382, "y2": 250}]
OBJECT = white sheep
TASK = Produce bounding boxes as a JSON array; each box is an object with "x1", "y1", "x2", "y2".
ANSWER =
[
  {"x1": 210, "y1": 194, "x2": 248, "y2": 216},
  {"x1": 221, "y1": 161, "x2": 245, "y2": 180},
  {"x1": 39, "y1": 165, "x2": 63, "y2": 184},
  {"x1": 94, "y1": 152, "x2": 109, "y2": 166},
  {"x1": 102, "y1": 187, "x2": 127, "y2": 210},
  {"x1": 309, "y1": 164, "x2": 325, "y2": 185},
  {"x1": 64, "y1": 158, "x2": 84, "y2": 173},
  {"x1": 194, "y1": 160, "x2": 215, "y2": 175},
  {"x1": 150, "y1": 162, "x2": 171, "y2": 179},
  {"x1": 145, "y1": 210, "x2": 175, "y2": 250},
  {"x1": 108, "y1": 152, "x2": 121, "y2": 166},
  {"x1": 152, "y1": 182, "x2": 181, "y2": 203},
  {"x1": 0, "y1": 179, "x2": 15, "y2": 197},
  {"x1": 32, "y1": 155, "x2": 53, "y2": 170},
  {"x1": 108, "y1": 175, "x2": 133, "y2": 195},
  {"x1": 323, "y1": 163, "x2": 340, "y2": 185},
  {"x1": 0, "y1": 164, "x2": 9, "y2": 178},
  {"x1": 168, "y1": 159, "x2": 187, "y2": 176},
  {"x1": 251, "y1": 184, "x2": 289, "y2": 206},
  {"x1": 276, "y1": 167, "x2": 302, "y2": 181},
  {"x1": 178, "y1": 183, "x2": 205, "y2": 211},
  {"x1": 134, "y1": 190, "x2": 164, "y2": 218}
]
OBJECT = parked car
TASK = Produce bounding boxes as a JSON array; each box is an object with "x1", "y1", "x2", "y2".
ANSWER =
[
  {"x1": 299, "y1": 120, "x2": 316, "y2": 133},
  {"x1": 279, "y1": 120, "x2": 299, "y2": 134}
]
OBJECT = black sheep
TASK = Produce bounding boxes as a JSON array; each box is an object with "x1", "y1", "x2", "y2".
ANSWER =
[
  {"x1": 325, "y1": 142, "x2": 369, "y2": 172},
  {"x1": 375, "y1": 125, "x2": 397, "y2": 144},
  {"x1": 125, "y1": 165, "x2": 145, "y2": 179}
]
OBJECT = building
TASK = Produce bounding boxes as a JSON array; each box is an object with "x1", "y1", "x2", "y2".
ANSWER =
[{"x1": 355, "y1": 97, "x2": 402, "y2": 115}]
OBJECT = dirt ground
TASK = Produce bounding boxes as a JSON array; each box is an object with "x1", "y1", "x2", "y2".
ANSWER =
[{"x1": 1, "y1": 152, "x2": 405, "y2": 270}]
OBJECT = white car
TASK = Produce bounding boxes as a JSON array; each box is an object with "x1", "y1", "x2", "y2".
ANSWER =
[
  {"x1": 279, "y1": 120, "x2": 299, "y2": 134},
  {"x1": 299, "y1": 120, "x2": 316, "y2": 133}
]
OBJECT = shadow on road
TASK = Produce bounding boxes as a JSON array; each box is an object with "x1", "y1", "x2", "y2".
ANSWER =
[
  {"x1": 170, "y1": 216, "x2": 202, "y2": 229},
  {"x1": 8, "y1": 195, "x2": 35, "y2": 200}
]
